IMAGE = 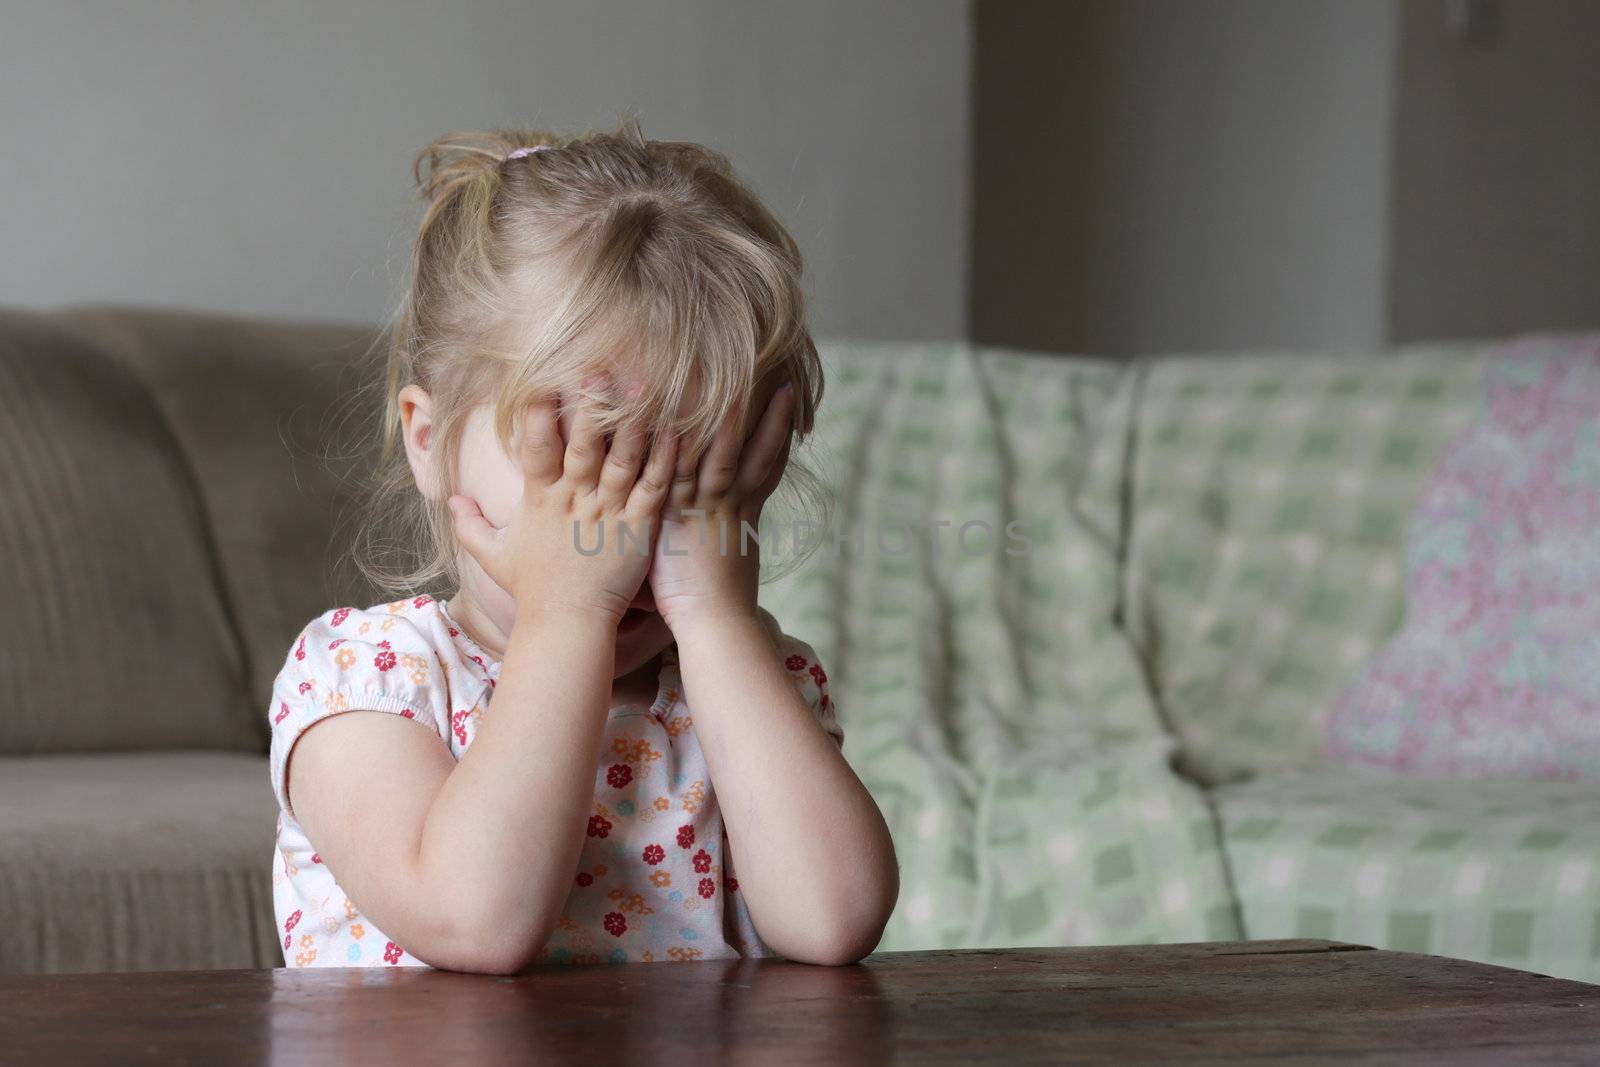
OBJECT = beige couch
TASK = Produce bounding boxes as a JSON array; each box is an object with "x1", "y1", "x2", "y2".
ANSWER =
[{"x1": 0, "y1": 305, "x2": 388, "y2": 973}]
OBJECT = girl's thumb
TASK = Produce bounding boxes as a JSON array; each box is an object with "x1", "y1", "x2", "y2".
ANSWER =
[{"x1": 446, "y1": 495, "x2": 495, "y2": 555}]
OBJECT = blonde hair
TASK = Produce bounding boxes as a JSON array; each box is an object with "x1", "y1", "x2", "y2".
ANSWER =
[{"x1": 343, "y1": 113, "x2": 826, "y2": 596}]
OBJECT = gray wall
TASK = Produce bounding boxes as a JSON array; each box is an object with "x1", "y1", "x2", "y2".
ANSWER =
[
  {"x1": 973, "y1": 0, "x2": 1400, "y2": 357},
  {"x1": 1387, "y1": 0, "x2": 1600, "y2": 344},
  {"x1": 973, "y1": 0, "x2": 1600, "y2": 356},
  {"x1": 1, "y1": 0, "x2": 972, "y2": 341}
]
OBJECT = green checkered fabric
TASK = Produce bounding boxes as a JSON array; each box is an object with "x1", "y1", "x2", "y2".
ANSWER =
[
  {"x1": 1215, "y1": 767, "x2": 1600, "y2": 983},
  {"x1": 759, "y1": 341, "x2": 1242, "y2": 951},
  {"x1": 1122, "y1": 344, "x2": 1494, "y2": 785}
]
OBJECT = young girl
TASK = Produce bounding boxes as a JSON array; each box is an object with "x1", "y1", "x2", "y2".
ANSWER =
[{"x1": 267, "y1": 118, "x2": 898, "y2": 972}]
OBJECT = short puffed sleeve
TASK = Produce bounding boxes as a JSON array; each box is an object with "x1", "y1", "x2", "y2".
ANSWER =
[
  {"x1": 770, "y1": 626, "x2": 845, "y2": 751},
  {"x1": 267, "y1": 604, "x2": 454, "y2": 819}
]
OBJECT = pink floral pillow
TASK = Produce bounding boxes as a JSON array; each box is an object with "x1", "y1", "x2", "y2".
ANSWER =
[{"x1": 1323, "y1": 334, "x2": 1600, "y2": 780}]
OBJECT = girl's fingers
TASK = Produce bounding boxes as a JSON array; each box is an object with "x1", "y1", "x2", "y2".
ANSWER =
[
  {"x1": 732, "y1": 381, "x2": 796, "y2": 495},
  {"x1": 627, "y1": 429, "x2": 679, "y2": 520},
  {"x1": 519, "y1": 398, "x2": 564, "y2": 485},
  {"x1": 598, "y1": 420, "x2": 648, "y2": 502},
  {"x1": 665, "y1": 429, "x2": 701, "y2": 517},
  {"x1": 446, "y1": 494, "x2": 499, "y2": 562},
  {"x1": 752, "y1": 423, "x2": 793, "y2": 502},
  {"x1": 561, "y1": 379, "x2": 609, "y2": 489},
  {"x1": 695, "y1": 404, "x2": 745, "y2": 499}
]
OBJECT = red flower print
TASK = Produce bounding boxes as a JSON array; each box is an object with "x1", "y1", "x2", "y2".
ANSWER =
[
  {"x1": 698, "y1": 878, "x2": 716, "y2": 899},
  {"x1": 295, "y1": 635, "x2": 307, "y2": 661},
  {"x1": 374, "y1": 649, "x2": 397, "y2": 672},
  {"x1": 447, "y1": 627, "x2": 459, "y2": 638},
  {"x1": 677, "y1": 824, "x2": 694, "y2": 849},
  {"x1": 451, "y1": 710, "x2": 470, "y2": 746},
  {"x1": 607, "y1": 763, "x2": 633, "y2": 788},
  {"x1": 728, "y1": 877, "x2": 739, "y2": 892},
  {"x1": 692, "y1": 848, "x2": 712, "y2": 873},
  {"x1": 785, "y1": 654, "x2": 807, "y2": 671},
  {"x1": 297, "y1": 681, "x2": 313, "y2": 695},
  {"x1": 384, "y1": 941, "x2": 403, "y2": 964},
  {"x1": 576, "y1": 871, "x2": 594, "y2": 887},
  {"x1": 311, "y1": 853, "x2": 322, "y2": 864},
  {"x1": 809, "y1": 663, "x2": 828, "y2": 687},
  {"x1": 327, "y1": 639, "x2": 345, "y2": 650},
  {"x1": 642, "y1": 844, "x2": 665, "y2": 865},
  {"x1": 274, "y1": 703, "x2": 291, "y2": 725},
  {"x1": 400, "y1": 708, "x2": 415, "y2": 719},
  {"x1": 470, "y1": 655, "x2": 487, "y2": 672},
  {"x1": 284, "y1": 933, "x2": 292, "y2": 950},
  {"x1": 331, "y1": 608, "x2": 351, "y2": 627},
  {"x1": 603, "y1": 912, "x2": 627, "y2": 937},
  {"x1": 413, "y1": 595, "x2": 433, "y2": 608},
  {"x1": 285, "y1": 909, "x2": 302, "y2": 932},
  {"x1": 588, "y1": 815, "x2": 612, "y2": 839}
]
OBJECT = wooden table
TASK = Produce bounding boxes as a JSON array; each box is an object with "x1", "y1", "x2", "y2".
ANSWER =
[{"x1": 2, "y1": 939, "x2": 1597, "y2": 1064}]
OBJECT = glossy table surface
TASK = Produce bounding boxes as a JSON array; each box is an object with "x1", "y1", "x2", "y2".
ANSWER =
[{"x1": 2, "y1": 939, "x2": 1597, "y2": 1064}]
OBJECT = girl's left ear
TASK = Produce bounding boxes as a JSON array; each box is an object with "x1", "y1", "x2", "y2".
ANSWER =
[{"x1": 397, "y1": 384, "x2": 440, "y2": 500}]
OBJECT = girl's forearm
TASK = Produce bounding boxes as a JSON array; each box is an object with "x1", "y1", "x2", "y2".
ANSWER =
[
  {"x1": 673, "y1": 614, "x2": 899, "y2": 964},
  {"x1": 414, "y1": 609, "x2": 617, "y2": 970}
]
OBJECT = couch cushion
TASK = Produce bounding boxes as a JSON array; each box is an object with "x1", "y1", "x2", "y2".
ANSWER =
[
  {"x1": 0, "y1": 752, "x2": 278, "y2": 973},
  {"x1": 1325, "y1": 334, "x2": 1600, "y2": 779},
  {"x1": 0, "y1": 310, "x2": 254, "y2": 754},
  {"x1": 759, "y1": 342, "x2": 1238, "y2": 949},
  {"x1": 55, "y1": 305, "x2": 389, "y2": 746},
  {"x1": 1214, "y1": 767, "x2": 1600, "y2": 983},
  {"x1": 1122, "y1": 343, "x2": 1491, "y2": 784}
]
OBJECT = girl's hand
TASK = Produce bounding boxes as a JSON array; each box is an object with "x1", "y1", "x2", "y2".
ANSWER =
[
  {"x1": 448, "y1": 383, "x2": 679, "y2": 624},
  {"x1": 649, "y1": 380, "x2": 797, "y2": 636}
]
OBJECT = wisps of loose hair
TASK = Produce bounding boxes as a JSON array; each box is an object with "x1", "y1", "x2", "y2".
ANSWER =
[{"x1": 335, "y1": 111, "x2": 828, "y2": 598}]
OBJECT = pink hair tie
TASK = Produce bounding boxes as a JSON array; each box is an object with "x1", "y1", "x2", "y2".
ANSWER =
[{"x1": 505, "y1": 144, "x2": 552, "y2": 160}]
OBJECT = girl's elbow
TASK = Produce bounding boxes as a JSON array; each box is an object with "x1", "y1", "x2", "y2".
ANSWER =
[
  {"x1": 422, "y1": 906, "x2": 551, "y2": 975},
  {"x1": 784, "y1": 884, "x2": 898, "y2": 966}
]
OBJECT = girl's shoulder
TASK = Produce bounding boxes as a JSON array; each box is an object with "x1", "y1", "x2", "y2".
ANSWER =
[{"x1": 272, "y1": 594, "x2": 485, "y2": 701}]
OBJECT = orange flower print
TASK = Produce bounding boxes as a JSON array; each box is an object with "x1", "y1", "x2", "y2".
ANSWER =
[
  {"x1": 668, "y1": 947, "x2": 703, "y2": 962},
  {"x1": 681, "y1": 779, "x2": 705, "y2": 814},
  {"x1": 398, "y1": 653, "x2": 429, "y2": 686},
  {"x1": 325, "y1": 692, "x2": 350, "y2": 715},
  {"x1": 607, "y1": 888, "x2": 654, "y2": 915},
  {"x1": 649, "y1": 870, "x2": 671, "y2": 888},
  {"x1": 666, "y1": 715, "x2": 693, "y2": 737},
  {"x1": 357, "y1": 621, "x2": 371, "y2": 636},
  {"x1": 350, "y1": 923, "x2": 365, "y2": 940},
  {"x1": 654, "y1": 797, "x2": 670, "y2": 812},
  {"x1": 343, "y1": 898, "x2": 358, "y2": 920},
  {"x1": 641, "y1": 951, "x2": 654, "y2": 963},
  {"x1": 610, "y1": 736, "x2": 662, "y2": 764},
  {"x1": 334, "y1": 646, "x2": 357, "y2": 670},
  {"x1": 593, "y1": 864, "x2": 608, "y2": 877}
]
